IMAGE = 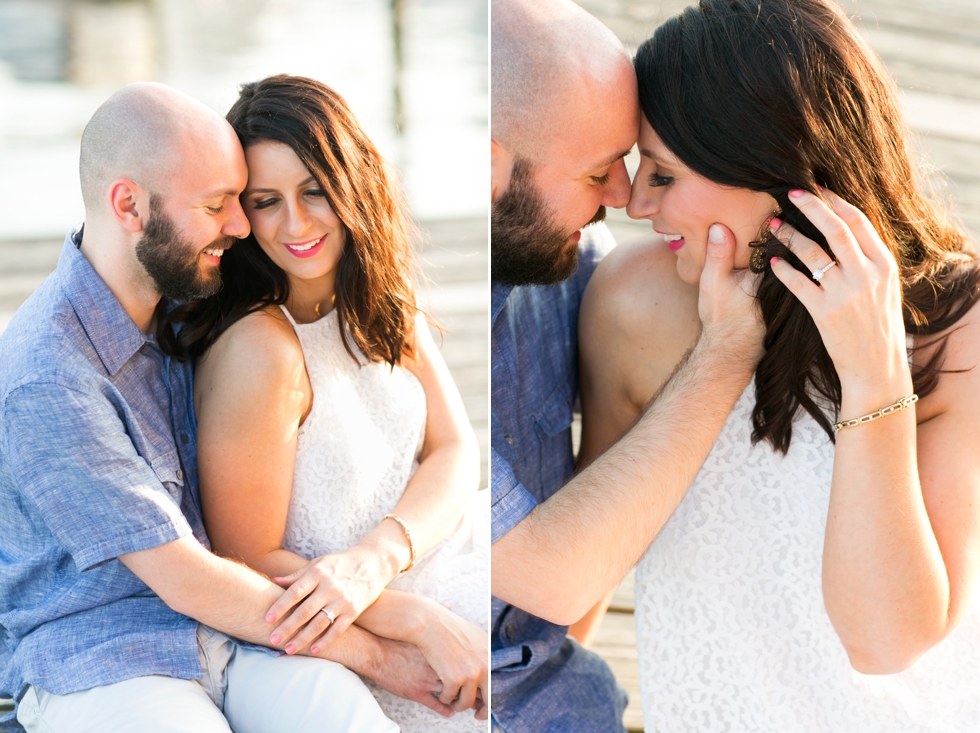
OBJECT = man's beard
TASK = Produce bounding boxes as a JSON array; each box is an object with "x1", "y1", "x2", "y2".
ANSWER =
[
  {"x1": 136, "y1": 195, "x2": 233, "y2": 301},
  {"x1": 491, "y1": 158, "x2": 605, "y2": 286}
]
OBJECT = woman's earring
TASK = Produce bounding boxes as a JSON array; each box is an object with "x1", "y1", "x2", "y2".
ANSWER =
[
  {"x1": 749, "y1": 243, "x2": 769, "y2": 273},
  {"x1": 749, "y1": 207, "x2": 782, "y2": 274}
]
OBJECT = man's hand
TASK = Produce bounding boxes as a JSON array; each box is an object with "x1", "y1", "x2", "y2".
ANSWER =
[
  {"x1": 697, "y1": 223, "x2": 764, "y2": 366},
  {"x1": 368, "y1": 638, "x2": 456, "y2": 718},
  {"x1": 410, "y1": 600, "x2": 489, "y2": 719}
]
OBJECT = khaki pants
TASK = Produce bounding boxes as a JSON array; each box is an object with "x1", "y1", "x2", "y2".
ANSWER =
[{"x1": 17, "y1": 626, "x2": 397, "y2": 733}]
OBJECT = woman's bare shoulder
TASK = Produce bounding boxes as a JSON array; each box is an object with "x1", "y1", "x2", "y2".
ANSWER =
[
  {"x1": 197, "y1": 305, "x2": 306, "y2": 388},
  {"x1": 582, "y1": 237, "x2": 701, "y2": 367}
]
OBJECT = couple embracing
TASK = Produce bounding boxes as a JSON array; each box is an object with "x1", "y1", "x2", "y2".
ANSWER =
[
  {"x1": 0, "y1": 75, "x2": 488, "y2": 731},
  {"x1": 490, "y1": 0, "x2": 980, "y2": 731}
]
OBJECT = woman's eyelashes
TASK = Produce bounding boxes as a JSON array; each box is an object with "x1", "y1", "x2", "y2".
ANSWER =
[
  {"x1": 252, "y1": 188, "x2": 325, "y2": 210},
  {"x1": 648, "y1": 172, "x2": 673, "y2": 187},
  {"x1": 253, "y1": 197, "x2": 279, "y2": 210},
  {"x1": 591, "y1": 172, "x2": 611, "y2": 185}
]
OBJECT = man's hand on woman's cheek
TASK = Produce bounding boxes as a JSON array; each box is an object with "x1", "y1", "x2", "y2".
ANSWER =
[{"x1": 697, "y1": 222, "x2": 765, "y2": 366}]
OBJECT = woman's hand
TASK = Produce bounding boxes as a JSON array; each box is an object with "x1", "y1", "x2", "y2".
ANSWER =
[
  {"x1": 264, "y1": 544, "x2": 395, "y2": 655},
  {"x1": 409, "y1": 599, "x2": 489, "y2": 720},
  {"x1": 769, "y1": 188, "x2": 912, "y2": 399}
]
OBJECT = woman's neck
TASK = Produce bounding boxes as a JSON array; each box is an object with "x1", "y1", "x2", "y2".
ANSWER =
[{"x1": 284, "y1": 273, "x2": 337, "y2": 324}]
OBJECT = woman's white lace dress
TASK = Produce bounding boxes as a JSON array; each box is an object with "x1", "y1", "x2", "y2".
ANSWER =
[
  {"x1": 635, "y1": 385, "x2": 980, "y2": 732},
  {"x1": 279, "y1": 307, "x2": 488, "y2": 732}
]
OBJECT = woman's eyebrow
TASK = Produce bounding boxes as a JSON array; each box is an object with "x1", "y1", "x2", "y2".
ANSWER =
[
  {"x1": 639, "y1": 148, "x2": 678, "y2": 168},
  {"x1": 245, "y1": 177, "x2": 318, "y2": 195}
]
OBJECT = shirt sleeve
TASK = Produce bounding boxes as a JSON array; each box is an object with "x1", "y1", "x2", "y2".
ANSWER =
[
  {"x1": 491, "y1": 447, "x2": 539, "y2": 543},
  {"x1": 4, "y1": 380, "x2": 193, "y2": 571}
]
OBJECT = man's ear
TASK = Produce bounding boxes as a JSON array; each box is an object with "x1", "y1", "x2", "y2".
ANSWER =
[
  {"x1": 107, "y1": 178, "x2": 147, "y2": 233},
  {"x1": 491, "y1": 138, "x2": 514, "y2": 203}
]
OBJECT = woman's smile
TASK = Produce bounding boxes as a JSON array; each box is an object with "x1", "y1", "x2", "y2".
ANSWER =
[
  {"x1": 656, "y1": 230, "x2": 685, "y2": 251},
  {"x1": 283, "y1": 234, "x2": 326, "y2": 258}
]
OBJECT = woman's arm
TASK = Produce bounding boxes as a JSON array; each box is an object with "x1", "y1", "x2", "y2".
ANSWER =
[
  {"x1": 194, "y1": 307, "x2": 311, "y2": 579},
  {"x1": 339, "y1": 312, "x2": 481, "y2": 579},
  {"x1": 771, "y1": 188, "x2": 980, "y2": 673},
  {"x1": 356, "y1": 591, "x2": 488, "y2": 718}
]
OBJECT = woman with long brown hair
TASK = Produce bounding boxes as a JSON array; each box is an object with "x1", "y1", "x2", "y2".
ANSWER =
[
  {"x1": 161, "y1": 74, "x2": 488, "y2": 730},
  {"x1": 579, "y1": 0, "x2": 980, "y2": 729}
]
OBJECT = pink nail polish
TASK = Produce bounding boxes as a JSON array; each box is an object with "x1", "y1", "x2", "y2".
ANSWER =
[
  {"x1": 266, "y1": 613, "x2": 276, "y2": 623},
  {"x1": 285, "y1": 644, "x2": 295, "y2": 655},
  {"x1": 769, "y1": 217, "x2": 782, "y2": 229},
  {"x1": 311, "y1": 647, "x2": 319, "y2": 655},
  {"x1": 771, "y1": 257, "x2": 780, "y2": 264},
  {"x1": 789, "y1": 189, "x2": 804, "y2": 198},
  {"x1": 270, "y1": 635, "x2": 280, "y2": 645}
]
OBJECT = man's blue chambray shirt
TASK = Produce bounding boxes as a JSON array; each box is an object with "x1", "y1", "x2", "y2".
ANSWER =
[
  {"x1": 0, "y1": 229, "x2": 207, "y2": 731},
  {"x1": 490, "y1": 225, "x2": 627, "y2": 733}
]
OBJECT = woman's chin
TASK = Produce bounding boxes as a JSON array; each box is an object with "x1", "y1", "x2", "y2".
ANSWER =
[{"x1": 675, "y1": 258, "x2": 701, "y2": 285}]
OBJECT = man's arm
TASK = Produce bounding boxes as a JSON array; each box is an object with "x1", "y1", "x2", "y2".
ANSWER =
[
  {"x1": 120, "y1": 537, "x2": 455, "y2": 716},
  {"x1": 491, "y1": 225, "x2": 763, "y2": 625},
  {"x1": 120, "y1": 536, "x2": 287, "y2": 646}
]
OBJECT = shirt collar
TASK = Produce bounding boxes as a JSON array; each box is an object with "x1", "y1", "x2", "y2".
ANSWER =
[
  {"x1": 59, "y1": 226, "x2": 155, "y2": 376},
  {"x1": 491, "y1": 280, "x2": 513, "y2": 327}
]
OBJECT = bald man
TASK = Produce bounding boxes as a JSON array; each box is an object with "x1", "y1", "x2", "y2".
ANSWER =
[
  {"x1": 0, "y1": 83, "x2": 434, "y2": 733},
  {"x1": 489, "y1": 2, "x2": 764, "y2": 730}
]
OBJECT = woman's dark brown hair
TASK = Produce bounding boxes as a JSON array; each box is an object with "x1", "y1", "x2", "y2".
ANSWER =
[
  {"x1": 635, "y1": 0, "x2": 980, "y2": 453},
  {"x1": 159, "y1": 74, "x2": 418, "y2": 367}
]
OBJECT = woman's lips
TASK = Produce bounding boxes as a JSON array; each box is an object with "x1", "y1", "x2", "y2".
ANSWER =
[
  {"x1": 659, "y1": 232, "x2": 685, "y2": 252},
  {"x1": 283, "y1": 235, "x2": 325, "y2": 258}
]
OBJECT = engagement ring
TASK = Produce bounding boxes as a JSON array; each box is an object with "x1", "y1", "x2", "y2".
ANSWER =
[
  {"x1": 318, "y1": 609, "x2": 336, "y2": 624},
  {"x1": 812, "y1": 261, "x2": 837, "y2": 281}
]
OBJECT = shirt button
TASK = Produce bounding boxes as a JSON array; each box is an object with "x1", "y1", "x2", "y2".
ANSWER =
[
  {"x1": 505, "y1": 625, "x2": 515, "y2": 639},
  {"x1": 505, "y1": 435, "x2": 514, "y2": 445},
  {"x1": 176, "y1": 469, "x2": 183, "y2": 480},
  {"x1": 181, "y1": 432, "x2": 190, "y2": 445}
]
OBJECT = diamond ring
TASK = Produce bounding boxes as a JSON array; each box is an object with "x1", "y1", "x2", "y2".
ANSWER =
[
  {"x1": 317, "y1": 609, "x2": 336, "y2": 624},
  {"x1": 812, "y1": 261, "x2": 837, "y2": 282}
]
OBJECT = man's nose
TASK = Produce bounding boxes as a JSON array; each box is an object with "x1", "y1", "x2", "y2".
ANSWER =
[
  {"x1": 224, "y1": 197, "x2": 251, "y2": 239},
  {"x1": 601, "y1": 158, "x2": 631, "y2": 209}
]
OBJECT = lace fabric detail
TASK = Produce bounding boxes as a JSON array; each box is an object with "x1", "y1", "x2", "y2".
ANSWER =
[
  {"x1": 280, "y1": 307, "x2": 488, "y2": 731},
  {"x1": 635, "y1": 385, "x2": 980, "y2": 732}
]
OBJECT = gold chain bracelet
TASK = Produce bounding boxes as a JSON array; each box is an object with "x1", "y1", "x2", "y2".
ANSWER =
[
  {"x1": 833, "y1": 394, "x2": 918, "y2": 433},
  {"x1": 382, "y1": 514, "x2": 416, "y2": 573}
]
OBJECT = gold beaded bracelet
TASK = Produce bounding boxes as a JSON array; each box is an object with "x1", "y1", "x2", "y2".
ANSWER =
[
  {"x1": 833, "y1": 394, "x2": 918, "y2": 433},
  {"x1": 382, "y1": 513, "x2": 417, "y2": 573}
]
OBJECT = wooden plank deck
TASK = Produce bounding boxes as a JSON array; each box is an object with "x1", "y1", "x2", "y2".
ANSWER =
[{"x1": 576, "y1": 1, "x2": 980, "y2": 731}]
